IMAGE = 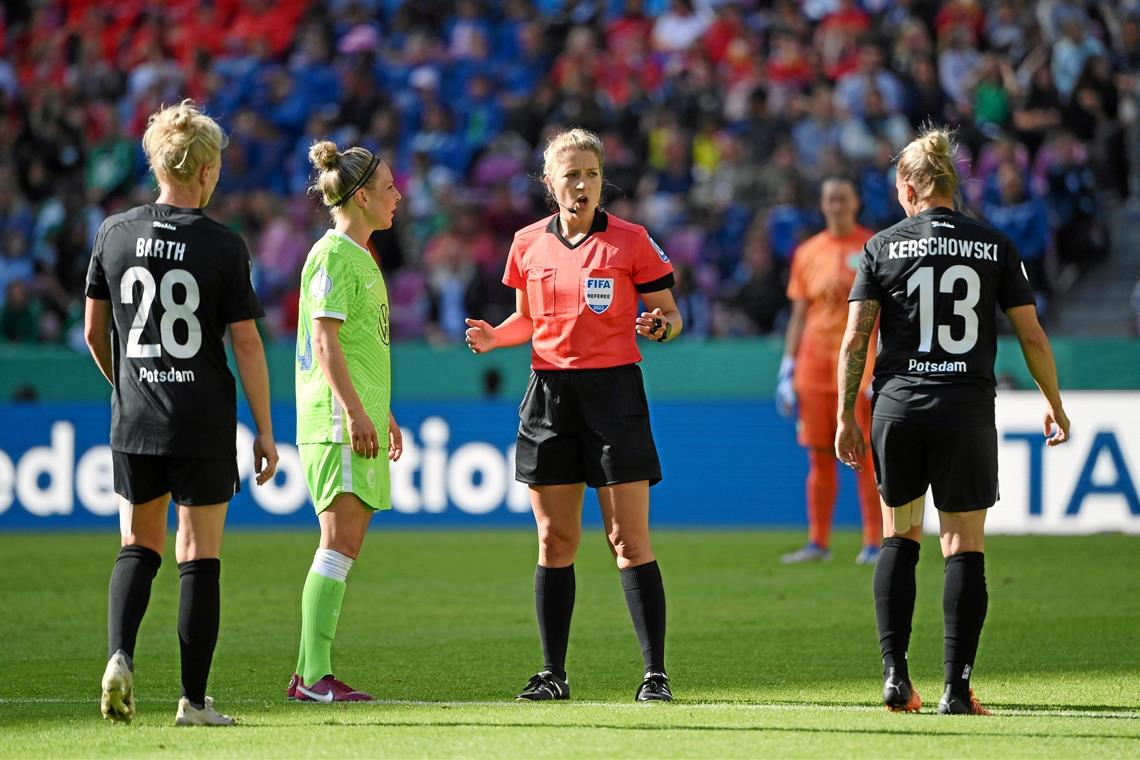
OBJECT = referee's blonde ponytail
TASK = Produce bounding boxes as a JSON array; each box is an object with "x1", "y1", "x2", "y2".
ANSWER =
[
  {"x1": 896, "y1": 125, "x2": 960, "y2": 205},
  {"x1": 142, "y1": 100, "x2": 227, "y2": 184}
]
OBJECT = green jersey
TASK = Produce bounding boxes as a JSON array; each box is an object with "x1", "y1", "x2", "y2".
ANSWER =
[{"x1": 295, "y1": 230, "x2": 391, "y2": 445}]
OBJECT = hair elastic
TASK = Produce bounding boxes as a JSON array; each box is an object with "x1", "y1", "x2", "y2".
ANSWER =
[{"x1": 331, "y1": 153, "x2": 380, "y2": 207}]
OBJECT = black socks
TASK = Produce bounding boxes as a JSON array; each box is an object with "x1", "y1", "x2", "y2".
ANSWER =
[
  {"x1": 621, "y1": 561, "x2": 667, "y2": 675},
  {"x1": 943, "y1": 552, "x2": 987, "y2": 699},
  {"x1": 107, "y1": 545, "x2": 162, "y2": 662},
  {"x1": 535, "y1": 561, "x2": 668, "y2": 679},
  {"x1": 178, "y1": 559, "x2": 221, "y2": 707},
  {"x1": 535, "y1": 564, "x2": 575, "y2": 681},
  {"x1": 873, "y1": 537, "x2": 920, "y2": 682}
]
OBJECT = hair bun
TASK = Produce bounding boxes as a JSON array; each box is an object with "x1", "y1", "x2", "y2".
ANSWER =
[
  {"x1": 309, "y1": 140, "x2": 341, "y2": 172},
  {"x1": 924, "y1": 131, "x2": 951, "y2": 158}
]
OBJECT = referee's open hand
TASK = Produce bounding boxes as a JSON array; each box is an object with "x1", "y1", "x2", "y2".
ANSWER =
[
  {"x1": 348, "y1": 410, "x2": 380, "y2": 459},
  {"x1": 464, "y1": 318, "x2": 496, "y2": 354}
]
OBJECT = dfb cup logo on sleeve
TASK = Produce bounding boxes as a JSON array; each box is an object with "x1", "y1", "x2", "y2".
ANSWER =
[
  {"x1": 310, "y1": 267, "x2": 333, "y2": 298},
  {"x1": 584, "y1": 277, "x2": 614, "y2": 314}
]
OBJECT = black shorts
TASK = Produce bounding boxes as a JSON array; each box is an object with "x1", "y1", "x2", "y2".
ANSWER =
[
  {"x1": 112, "y1": 451, "x2": 240, "y2": 506},
  {"x1": 870, "y1": 418, "x2": 998, "y2": 512},
  {"x1": 515, "y1": 364, "x2": 662, "y2": 488}
]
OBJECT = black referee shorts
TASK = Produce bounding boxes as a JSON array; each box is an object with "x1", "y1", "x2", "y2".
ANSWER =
[
  {"x1": 112, "y1": 452, "x2": 240, "y2": 506},
  {"x1": 870, "y1": 418, "x2": 998, "y2": 512},
  {"x1": 515, "y1": 364, "x2": 662, "y2": 488}
]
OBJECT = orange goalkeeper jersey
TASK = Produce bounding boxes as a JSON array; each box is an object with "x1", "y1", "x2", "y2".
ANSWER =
[{"x1": 787, "y1": 226, "x2": 876, "y2": 394}]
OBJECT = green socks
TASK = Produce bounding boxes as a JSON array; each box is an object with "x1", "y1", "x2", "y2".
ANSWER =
[{"x1": 296, "y1": 549, "x2": 354, "y2": 685}]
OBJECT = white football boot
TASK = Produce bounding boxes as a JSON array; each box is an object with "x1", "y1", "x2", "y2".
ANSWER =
[{"x1": 175, "y1": 696, "x2": 235, "y2": 726}]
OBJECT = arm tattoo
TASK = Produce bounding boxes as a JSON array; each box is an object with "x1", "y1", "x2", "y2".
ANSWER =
[{"x1": 839, "y1": 300, "x2": 880, "y2": 416}]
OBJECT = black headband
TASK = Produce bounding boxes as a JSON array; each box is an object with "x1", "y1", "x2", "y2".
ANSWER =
[{"x1": 331, "y1": 154, "x2": 381, "y2": 207}]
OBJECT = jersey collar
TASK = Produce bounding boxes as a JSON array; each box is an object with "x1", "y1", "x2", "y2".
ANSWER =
[
  {"x1": 326, "y1": 229, "x2": 372, "y2": 257},
  {"x1": 546, "y1": 210, "x2": 608, "y2": 250}
]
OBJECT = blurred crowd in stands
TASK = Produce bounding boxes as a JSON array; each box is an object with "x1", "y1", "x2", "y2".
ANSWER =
[{"x1": 1, "y1": 0, "x2": 1139, "y2": 348}]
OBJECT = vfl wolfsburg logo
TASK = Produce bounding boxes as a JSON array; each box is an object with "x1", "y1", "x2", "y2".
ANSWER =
[{"x1": 585, "y1": 277, "x2": 614, "y2": 314}]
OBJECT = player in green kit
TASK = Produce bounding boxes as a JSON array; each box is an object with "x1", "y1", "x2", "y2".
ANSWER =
[{"x1": 286, "y1": 140, "x2": 403, "y2": 703}]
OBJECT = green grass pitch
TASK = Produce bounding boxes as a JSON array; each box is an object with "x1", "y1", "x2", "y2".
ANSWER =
[{"x1": 1, "y1": 530, "x2": 1137, "y2": 757}]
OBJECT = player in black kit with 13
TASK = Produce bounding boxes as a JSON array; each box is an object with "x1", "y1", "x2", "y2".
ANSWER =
[
  {"x1": 84, "y1": 101, "x2": 279, "y2": 726},
  {"x1": 835, "y1": 127, "x2": 1069, "y2": 715}
]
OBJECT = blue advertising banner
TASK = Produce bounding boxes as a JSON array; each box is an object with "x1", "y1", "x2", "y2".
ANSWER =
[{"x1": 0, "y1": 401, "x2": 840, "y2": 529}]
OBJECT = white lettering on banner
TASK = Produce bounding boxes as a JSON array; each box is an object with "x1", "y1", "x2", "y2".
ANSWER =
[
  {"x1": 506, "y1": 446, "x2": 530, "y2": 512},
  {"x1": 0, "y1": 416, "x2": 533, "y2": 520},
  {"x1": 916, "y1": 391, "x2": 1140, "y2": 535},
  {"x1": 448, "y1": 443, "x2": 508, "y2": 514},
  {"x1": 390, "y1": 417, "x2": 529, "y2": 515},
  {"x1": 390, "y1": 428, "x2": 420, "y2": 512},
  {"x1": 420, "y1": 417, "x2": 449, "y2": 513},
  {"x1": 8, "y1": 398, "x2": 1132, "y2": 530},
  {"x1": 234, "y1": 425, "x2": 307, "y2": 515},
  {"x1": 16, "y1": 422, "x2": 73, "y2": 516},
  {"x1": 76, "y1": 446, "x2": 116, "y2": 515},
  {"x1": 0, "y1": 450, "x2": 13, "y2": 514}
]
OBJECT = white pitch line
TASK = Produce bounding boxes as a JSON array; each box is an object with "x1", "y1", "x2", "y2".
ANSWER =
[{"x1": 0, "y1": 698, "x2": 1136, "y2": 720}]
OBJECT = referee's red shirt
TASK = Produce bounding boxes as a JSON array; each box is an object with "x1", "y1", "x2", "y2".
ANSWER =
[{"x1": 503, "y1": 211, "x2": 675, "y2": 370}]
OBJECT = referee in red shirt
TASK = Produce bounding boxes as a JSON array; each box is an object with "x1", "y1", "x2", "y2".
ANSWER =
[{"x1": 466, "y1": 128, "x2": 683, "y2": 702}]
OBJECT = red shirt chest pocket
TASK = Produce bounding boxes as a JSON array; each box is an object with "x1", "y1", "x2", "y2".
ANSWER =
[
  {"x1": 580, "y1": 267, "x2": 631, "y2": 319},
  {"x1": 526, "y1": 268, "x2": 557, "y2": 316}
]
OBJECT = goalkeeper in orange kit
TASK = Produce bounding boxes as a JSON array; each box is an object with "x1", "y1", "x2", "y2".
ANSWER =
[{"x1": 777, "y1": 177, "x2": 882, "y2": 565}]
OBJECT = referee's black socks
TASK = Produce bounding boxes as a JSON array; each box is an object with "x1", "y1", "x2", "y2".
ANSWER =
[
  {"x1": 107, "y1": 545, "x2": 162, "y2": 663},
  {"x1": 943, "y1": 552, "x2": 988, "y2": 699},
  {"x1": 535, "y1": 564, "x2": 575, "y2": 681},
  {"x1": 621, "y1": 560, "x2": 667, "y2": 675},
  {"x1": 874, "y1": 537, "x2": 920, "y2": 682},
  {"x1": 178, "y1": 558, "x2": 221, "y2": 708}
]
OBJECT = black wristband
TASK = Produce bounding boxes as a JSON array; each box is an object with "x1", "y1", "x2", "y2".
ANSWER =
[{"x1": 655, "y1": 321, "x2": 672, "y2": 343}]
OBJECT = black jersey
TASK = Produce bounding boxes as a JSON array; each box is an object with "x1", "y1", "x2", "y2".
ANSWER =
[
  {"x1": 85, "y1": 203, "x2": 264, "y2": 457},
  {"x1": 849, "y1": 206, "x2": 1035, "y2": 424}
]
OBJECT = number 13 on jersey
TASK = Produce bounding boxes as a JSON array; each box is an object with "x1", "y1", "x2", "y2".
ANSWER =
[{"x1": 906, "y1": 265, "x2": 980, "y2": 355}]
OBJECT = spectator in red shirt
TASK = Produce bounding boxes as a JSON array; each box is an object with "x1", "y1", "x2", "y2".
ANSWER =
[{"x1": 465, "y1": 128, "x2": 683, "y2": 703}]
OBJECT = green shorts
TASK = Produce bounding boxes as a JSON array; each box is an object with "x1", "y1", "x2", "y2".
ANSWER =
[{"x1": 299, "y1": 443, "x2": 391, "y2": 514}]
